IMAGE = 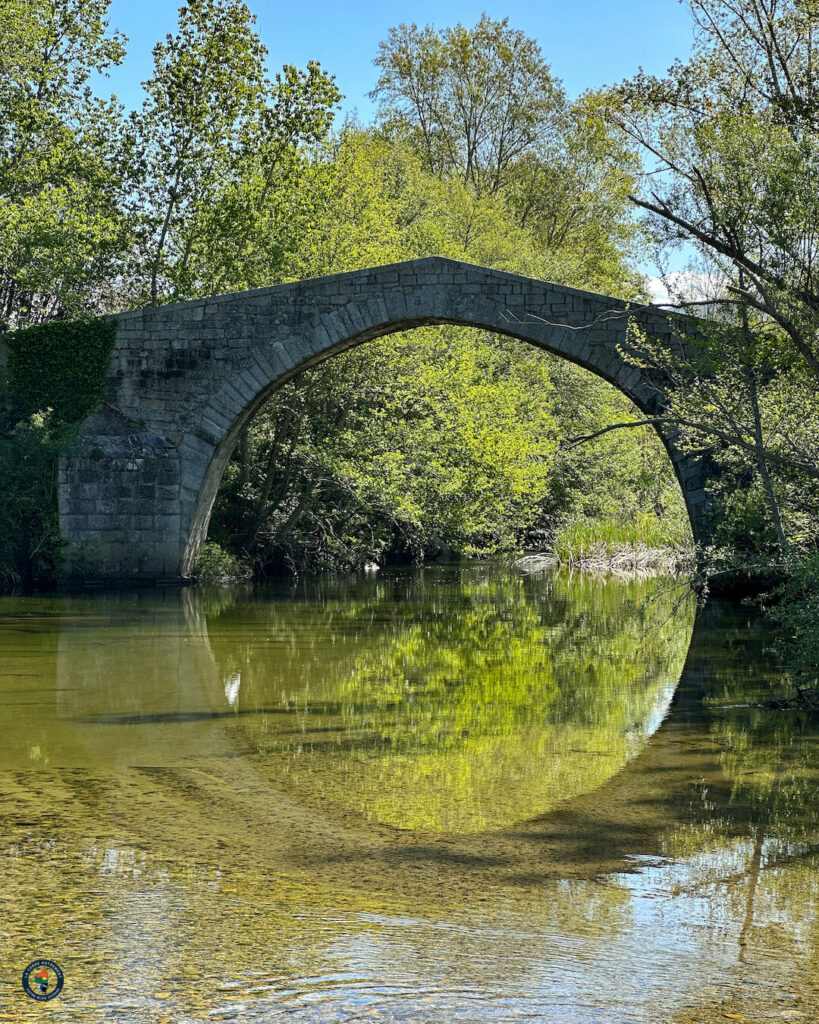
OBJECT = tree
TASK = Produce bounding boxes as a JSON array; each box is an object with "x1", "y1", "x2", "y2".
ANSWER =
[
  {"x1": 613, "y1": 307, "x2": 819, "y2": 558},
  {"x1": 190, "y1": 61, "x2": 340, "y2": 295},
  {"x1": 613, "y1": 0, "x2": 819, "y2": 384},
  {"x1": 127, "y1": 0, "x2": 339, "y2": 305},
  {"x1": 0, "y1": 0, "x2": 128, "y2": 328},
  {"x1": 372, "y1": 16, "x2": 646, "y2": 294},
  {"x1": 565, "y1": 0, "x2": 819, "y2": 560},
  {"x1": 372, "y1": 15, "x2": 564, "y2": 195}
]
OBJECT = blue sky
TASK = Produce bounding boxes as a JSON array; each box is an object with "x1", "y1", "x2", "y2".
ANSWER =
[
  {"x1": 99, "y1": 0, "x2": 698, "y2": 278},
  {"x1": 102, "y1": 0, "x2": 696, "y2": 117}
]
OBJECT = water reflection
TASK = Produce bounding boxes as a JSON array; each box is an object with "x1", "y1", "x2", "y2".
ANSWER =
[
  {"x1": 0, "y1": 569, "x2": 694, "y2": 832},
  {"x1": 0, "y1": 570, "x2": 817, "y2": 1023},
  {"x1": 204, "y1": 568, "x2": 694, "y2": 831}
]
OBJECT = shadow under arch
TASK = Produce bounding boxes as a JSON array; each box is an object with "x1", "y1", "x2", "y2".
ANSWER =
[{"x1": 58, "y1": 258, "x2": 713, "y2": 582}]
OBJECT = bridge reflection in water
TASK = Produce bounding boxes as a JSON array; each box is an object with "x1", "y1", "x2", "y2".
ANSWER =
[{"x1": 0, "y1": 567, "x2": 817, "y2": 1023}]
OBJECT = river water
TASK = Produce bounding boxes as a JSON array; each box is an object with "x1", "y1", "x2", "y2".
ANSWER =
[{"x1": 0, "y1": 565, "x2": 817, "y2": 1022}]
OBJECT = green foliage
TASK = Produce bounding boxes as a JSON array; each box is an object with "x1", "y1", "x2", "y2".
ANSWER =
[
  {"x1": 760, "y1": 553, "x2": 819, "y2": 680},
  {"x1": 711, "y1": 477, "x2": 779, "y2": 557},
  {"x1": 0, "y1": 314, "x2": 116, "y2": 587},
  {"x1": 4, "y1": 316, "x2": 117, "y2": 423},
  {"x1": 128, "y1": 0, "x2": 339, "y2": 304},
  {"x1": 624, "y1": 305, "x2": 819, "y2": 563},
  {"x1": 0, "y1": 410, "x2": 67, "y2": 585},
  {"x1": 193, "y1": 542, "x2": 250, "y2": 584},
  {"x1": 607, "y1": 0, "x2": 819, "y2": 570},
  {"x1": 211, "y1": 326, "x2": 561, "y2": 571},
  {"x1": 0, "y1": 0, "x2": 129, "y2": 327},
  {"x1": 370, "y1": 18, "x2": 645, "y2": 292},
  {"x1": 543, "y1": 353, "x2": 691, "y2": 550},
  {"x1": 372, "y1": 15, "x2": 564, "y2": 194},
  {"x1": 612, "y1": 0, "x2": 819, "y2": 385}
]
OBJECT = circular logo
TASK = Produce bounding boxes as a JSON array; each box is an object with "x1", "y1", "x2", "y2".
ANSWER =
[{"x1": 22, "y1": 960, "x2": 64, "y2": 1001}]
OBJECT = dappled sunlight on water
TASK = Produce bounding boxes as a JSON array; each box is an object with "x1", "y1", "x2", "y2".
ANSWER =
[{"x1": 0, "y1": 566, "x2": 817, "y2": 1022}]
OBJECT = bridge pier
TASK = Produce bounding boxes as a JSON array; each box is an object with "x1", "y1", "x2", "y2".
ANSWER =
[{"x1": 59, "y1": 422, "x2": 182, "y2": 582}]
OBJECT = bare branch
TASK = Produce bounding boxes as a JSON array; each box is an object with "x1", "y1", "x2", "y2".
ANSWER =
[
  {"x1": 564, "y1": 418, "x2": 668, "y2": 449},
  {"x1": 564, "y1": 411, "x2": 819, "y2": 479}
]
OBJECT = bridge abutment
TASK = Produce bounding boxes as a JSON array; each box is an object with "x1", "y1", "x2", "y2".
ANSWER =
[{"x1": 59, "y1": 413, "x2": 183, "y2": 581}]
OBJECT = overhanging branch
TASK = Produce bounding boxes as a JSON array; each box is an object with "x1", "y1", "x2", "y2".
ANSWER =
[{"x1": 564, "y1": 413, "x2": 819, "y2": 479}]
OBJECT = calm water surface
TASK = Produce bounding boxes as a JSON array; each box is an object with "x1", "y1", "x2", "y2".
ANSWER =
[{"x1": 0, "y1": 565, "x2": 817, "y2": 1022}]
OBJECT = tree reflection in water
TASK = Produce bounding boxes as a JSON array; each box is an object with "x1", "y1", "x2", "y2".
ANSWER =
[
  {"x1": 205, "y1": 568, "x2": 694, "y2": 831},
  {"x1": 0, "y1": 570, "x2": 818, "y2": 1023}
]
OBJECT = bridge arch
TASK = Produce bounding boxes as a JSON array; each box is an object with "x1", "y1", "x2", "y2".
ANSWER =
[{"x1": 58, "y1": 257, "x2": 712, "y2": 581}]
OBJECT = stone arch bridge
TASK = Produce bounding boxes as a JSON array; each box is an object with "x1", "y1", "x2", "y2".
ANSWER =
[{"x1": 58, "y1": 257, "x2": 711, "y2": 582}]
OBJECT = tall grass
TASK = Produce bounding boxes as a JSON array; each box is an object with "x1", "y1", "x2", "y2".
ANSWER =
[{"x1": 554, "y1": 511, "x2": 692, "y2": 564}]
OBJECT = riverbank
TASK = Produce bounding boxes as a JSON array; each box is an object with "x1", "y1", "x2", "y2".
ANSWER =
[{"x1": 515, "y1": 543, "x2": 690, "y2": 578}]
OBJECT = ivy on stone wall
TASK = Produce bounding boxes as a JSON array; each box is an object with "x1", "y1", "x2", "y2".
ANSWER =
[
  {"x1": 4, "y1": 316, "x2": 118, "y2": 424},
  {"x1": 0, "y1": 316, "x2": 118, "y2": 586}
]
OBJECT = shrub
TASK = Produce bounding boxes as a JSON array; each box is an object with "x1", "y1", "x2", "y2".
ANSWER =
[
  {"x1": 194, "y1": 542, "x2": 251, "y2": 584},
  {"x1": 760, "y1": 552, "x2": 819, "y2": 679},
  {"x1": 0, "y1": 410, "x2": 68, "y2": 587}
]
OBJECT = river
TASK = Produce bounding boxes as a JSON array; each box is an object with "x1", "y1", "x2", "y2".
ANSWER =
[{"x1": 0, "y1": 564, "x2": 817, "y2": 1022}]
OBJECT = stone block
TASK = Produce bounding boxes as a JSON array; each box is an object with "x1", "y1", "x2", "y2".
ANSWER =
[{"x1": 270, "y1": 341, "x2": 293, "y2": 376}]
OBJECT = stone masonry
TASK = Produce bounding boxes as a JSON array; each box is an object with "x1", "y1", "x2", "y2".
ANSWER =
[{"x1": 57, "y1": 257, "x2": 712, "y2": 581}]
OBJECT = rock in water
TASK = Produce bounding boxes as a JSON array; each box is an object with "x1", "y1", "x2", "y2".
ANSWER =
[{"x1": 514, "y1": 554, "x2": 559, "y2": 573}]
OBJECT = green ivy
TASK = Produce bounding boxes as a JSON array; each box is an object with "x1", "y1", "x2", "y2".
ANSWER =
[
  {"x1": 0, "y1": 410, "x2": 67, "y2": 588},
  {"x1": 4, "y1": 316, "x2": 117, "y2": 424},
  {"x1": 0, "y1": 315, "x2": 117, "y2": 587}
]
